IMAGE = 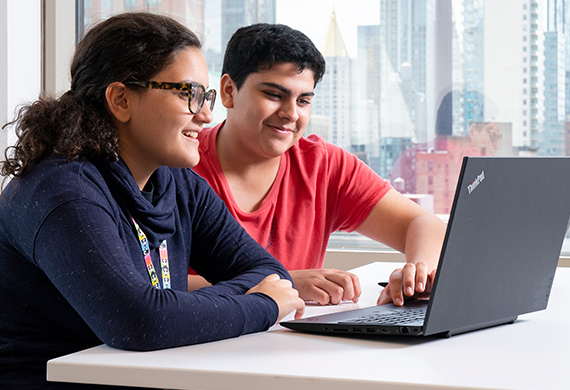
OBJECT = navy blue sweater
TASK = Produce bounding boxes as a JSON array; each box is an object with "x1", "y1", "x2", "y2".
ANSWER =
[{"x1": 0, "y1": 156, "x2": 290, "y2": 389}]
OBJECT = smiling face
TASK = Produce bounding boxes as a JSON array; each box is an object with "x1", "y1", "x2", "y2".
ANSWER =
[
  {"x1": 114, "y1": 47, "x2": 213, "y2": 186},
  {"x1": 220, "y1": 62, "x2": 315, "y2": 162}
]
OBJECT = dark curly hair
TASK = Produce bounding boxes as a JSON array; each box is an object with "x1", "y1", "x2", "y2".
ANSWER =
[
  {"x1": 222, "y1": 23, "x2": 326, "y2": 89},
  {"x1": 1, "y1": 12, "x2": 202, "y2": 180}
]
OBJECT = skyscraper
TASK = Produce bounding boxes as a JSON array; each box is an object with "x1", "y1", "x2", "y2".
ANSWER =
[
  {"x1": 379, "y1": 0, "x2": 434, "y2": 144},
  {"x1": 485, "y1": 0, "x2": 545, "y2": 151},
  {"x1": 453, "y1": 0, "x2": 485, "y2": 136},
  {"x1": 313, "y1": 8, "x2": 353, "y2": 150},
  {"x1": 221, "y1": 0, "x2": 276, "y2": 55},
  {"x1": 543, "y1": 29, "x2": 566, "y2": 155},
  {"x1": 82, "y1": 0, "x2": 205, "y2": 37},
  {"x1": 542, "y1": 0, "x2": 567, "y2": 156},
  {"x1": 356, "y1": 25, "x2": 381, "y2": 166}
]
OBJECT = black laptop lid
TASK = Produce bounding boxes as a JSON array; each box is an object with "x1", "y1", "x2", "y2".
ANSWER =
[{"x1": 423, "y1": 157, "x2": 570, "y2": 336}]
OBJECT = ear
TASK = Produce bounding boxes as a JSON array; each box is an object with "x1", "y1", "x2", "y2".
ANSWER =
[
  {"x1": 105, "y1": 82, "x2": 132, "y2": 123},
  {"x1": 220, "y1": 74, "x2": 237, "y2": 109}
]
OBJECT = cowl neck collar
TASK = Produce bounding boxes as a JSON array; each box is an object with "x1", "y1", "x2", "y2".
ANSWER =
[{"x1": 100, "y1": 158, "x2": 177, "y2": 247}]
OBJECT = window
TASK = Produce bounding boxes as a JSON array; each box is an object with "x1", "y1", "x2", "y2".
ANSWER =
[
  {"x1": 1, "y1": 1, "x2": 42, "y2": 153},
  {"x1": 73, "y1": 0, "x2": 570, "y2": 254}
]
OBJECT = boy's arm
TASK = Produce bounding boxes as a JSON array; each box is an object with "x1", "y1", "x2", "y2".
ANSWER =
[
  {"x1": 188, "y1": 274, "x2": 212, "y2": 291},
  {"x1": 355, "y1": 188, "x2": 447, "y2": 306}
]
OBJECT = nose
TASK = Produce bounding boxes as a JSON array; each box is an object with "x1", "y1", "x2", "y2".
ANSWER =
[
  {"x1": 278, "y1": 99, "x2": 299, "y2": 122},
  {"x1": 194, "y1": 101, "x2": 214, "y2": 124}
]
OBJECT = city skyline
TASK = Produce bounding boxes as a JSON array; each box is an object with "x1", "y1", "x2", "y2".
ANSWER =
[
  {"x1": 204, "y1": 0, "x2": 380, "y2": 58},
  {"x1": 84, "y1": 0, "x2": 570, "y2": 213}
]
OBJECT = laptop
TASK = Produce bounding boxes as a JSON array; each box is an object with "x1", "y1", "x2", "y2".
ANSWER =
[{"x1": 281, "y1": 157, "x2": 570, "y2": 338}]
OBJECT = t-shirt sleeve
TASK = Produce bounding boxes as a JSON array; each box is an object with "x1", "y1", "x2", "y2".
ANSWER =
[
  {"x1": 186, "y1": 175, "x2": 292, "y2": 289},
  {"x1": 323, "y1": 140, "x2": 392, "y2": 232}
]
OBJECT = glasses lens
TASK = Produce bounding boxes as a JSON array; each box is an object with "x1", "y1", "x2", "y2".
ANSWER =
[
  {"x1": 206, "y1": 90, "x2": 216, "y2": 111},
  {"x1": 489, "y1": 133, "x2": 502, "y2": 146},
  {"x1": 189, "y1": 85, "x2": 204, "y2": 114}
]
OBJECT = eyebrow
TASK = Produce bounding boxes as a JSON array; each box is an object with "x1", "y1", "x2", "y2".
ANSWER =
[
  {"x1": 180, "y1": 80, "x2": 210, "y2": 89},
  {"x1": 258, "y1": 82, "x2": 314, "y2": 98}
]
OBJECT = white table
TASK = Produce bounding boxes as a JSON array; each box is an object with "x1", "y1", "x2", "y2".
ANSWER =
[{"x1": 48, "y1": 262, "x2": 570, "y2": 389}]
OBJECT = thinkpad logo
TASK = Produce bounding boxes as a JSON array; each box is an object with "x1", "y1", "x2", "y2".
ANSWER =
[{"x1": 467, "y1": 170, "x2": 485, "y2": 194}]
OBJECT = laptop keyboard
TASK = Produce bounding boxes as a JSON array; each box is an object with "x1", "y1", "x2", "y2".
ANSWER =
[{"x1": 339, "y1": 307, "x2": 427, "y2": 325}]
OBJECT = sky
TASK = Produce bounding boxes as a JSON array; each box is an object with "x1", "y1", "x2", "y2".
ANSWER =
[
  {"x1": 276, "y1": 0, "x2": 380, "y2": 58},
  {"x1": 204, "y1": 0, "x2": 380, "y2": 59}
]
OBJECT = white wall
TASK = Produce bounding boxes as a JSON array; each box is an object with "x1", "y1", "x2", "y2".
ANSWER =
[
  {"x1": 1, "y1": 0, "x2": 42, "y2": 149},
  {"x1": 43, "y1": 0, "x2": 76, "y2": 96},
  {"x1": 0, "y1": 2, "x2": 7, "y2": 152},
  {"x1": 0, "y1": 0, "x2": 75, "y2": 155}
]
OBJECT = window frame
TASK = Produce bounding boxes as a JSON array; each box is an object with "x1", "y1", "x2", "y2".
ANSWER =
[{"x1": 24, "y1": 1, "x2": 570, "y2": 267}]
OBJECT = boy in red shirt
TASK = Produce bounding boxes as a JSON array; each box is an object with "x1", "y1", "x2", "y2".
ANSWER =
[{"x1": 192, "y1": 23, "x2": 446, "y2": 306}]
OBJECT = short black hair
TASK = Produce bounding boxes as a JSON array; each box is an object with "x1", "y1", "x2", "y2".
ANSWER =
[{"x1": 222, "y1": 23, "x2": 326, "y2": 89}]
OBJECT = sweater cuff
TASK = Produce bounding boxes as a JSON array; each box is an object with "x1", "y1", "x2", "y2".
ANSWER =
[{"x1": 246, "y1": 292, "x2": 280, "y2": 330}]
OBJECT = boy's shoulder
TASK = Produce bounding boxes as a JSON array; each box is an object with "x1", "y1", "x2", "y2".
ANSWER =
[
  {"x1": 293, "y1": 133, "x2": 334, "y2": 153},
  {"x1": 291, "y1": 133, "x2": 353, "y2": 162}
]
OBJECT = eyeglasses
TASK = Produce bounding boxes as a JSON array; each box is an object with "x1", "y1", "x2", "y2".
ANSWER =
[
  {"x1": 124, "y1": 81, "x2": 216, "y2": 114},
  {"x1": 488, "y1": 132, "x2": 503, "y2": 147}
]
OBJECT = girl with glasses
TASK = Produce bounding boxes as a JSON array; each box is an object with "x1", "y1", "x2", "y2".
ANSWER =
[{"x1": 0, "y1": 12, "x2": 303, "y2": 389}]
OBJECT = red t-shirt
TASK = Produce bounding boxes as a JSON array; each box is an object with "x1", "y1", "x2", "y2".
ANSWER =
[{"x1": 192, "y1": 122, "x2": 391, "y2": 270}]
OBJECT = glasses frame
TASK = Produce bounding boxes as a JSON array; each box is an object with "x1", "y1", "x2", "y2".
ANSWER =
[
  {"x1": 124, "y1": 81, "x2": 216, "y2": 114},
  {"x1": 488, "y1": 132, "x2": 503, "y2": 147}
]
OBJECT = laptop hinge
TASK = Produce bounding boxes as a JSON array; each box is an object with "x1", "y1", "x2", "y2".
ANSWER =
[{"x1": 440, "y1": 316, "x2": 518, "y2": 338}]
